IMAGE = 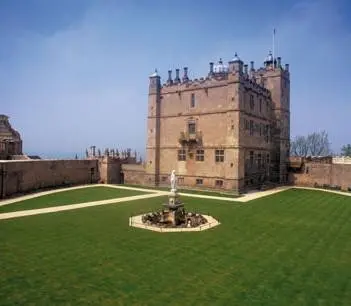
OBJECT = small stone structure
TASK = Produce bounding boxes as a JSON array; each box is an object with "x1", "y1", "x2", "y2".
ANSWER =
[
  {"x1": 129, "y1": 170, "x2": 220, "y2": 232},
  {"x1": 0, "y1": 114, "x2": 23, "y2": 160}
]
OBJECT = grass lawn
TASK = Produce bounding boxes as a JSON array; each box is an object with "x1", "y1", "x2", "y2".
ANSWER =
[
  {"x1": 1, "y1": 189, "x2": 351, "y2": 305},
  {"x1": 0, "y1": 186, "x2": 149, "y2": 213},
  {"x1": 122, "y1": 183, "x2": 240, "y2": 198}
]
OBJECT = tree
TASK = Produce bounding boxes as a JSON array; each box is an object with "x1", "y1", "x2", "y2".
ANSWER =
[
  {"x1": 307, "y1": 131, "x2": 331, "y2": 156},
  {"x1": 290, "y1": 130, "x2": 332, "y2": 157},
  {"x1": 290, "y1": 135, "x2": 309, "y2": 157},
  {"x1": 341, "y1": 144, "x2": 351, "y2": 157}
]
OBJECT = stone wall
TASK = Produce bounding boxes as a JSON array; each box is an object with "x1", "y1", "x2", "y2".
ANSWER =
[
  {"x1": 98, "y1": 157, "x2": 121, "y2": 184},
  {"x1": 0, "y1": 159, "x2": 99, "y2": 198},
  {"x1": 122, "y1": 164, "x2": 145, "y2": 185},
  {"x1": 289, "y1": 162, "x2": 351, "y2": 190}
]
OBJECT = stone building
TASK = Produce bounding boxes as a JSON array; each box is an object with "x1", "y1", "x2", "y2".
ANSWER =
[
  {"x1": 0, "y1": 114, "x2": 23, "y2": 160},
  {"x1": 145, "y1": 51, "x2": 290, "y2": 193}
]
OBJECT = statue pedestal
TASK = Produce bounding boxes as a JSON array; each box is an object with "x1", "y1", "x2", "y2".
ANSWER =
[{"x1": 161, "y1": 190, "x2": 185, "y2": 226}]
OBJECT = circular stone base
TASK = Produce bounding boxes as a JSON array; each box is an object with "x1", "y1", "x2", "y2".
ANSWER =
[{"x1": 129, "y1": 214, "x2": 220, "y2": 232}]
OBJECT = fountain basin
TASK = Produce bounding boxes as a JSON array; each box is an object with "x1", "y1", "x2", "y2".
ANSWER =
[{"x1": 129, "y1": 214, "x2": 220, "y2": 233}]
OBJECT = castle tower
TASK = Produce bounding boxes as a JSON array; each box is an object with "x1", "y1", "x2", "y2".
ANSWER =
[
  {"x1": 145, "y1": 70, "x2": 161, "y2": 185},
  {"x1": 257, "y1": 52, "x2": 290, "y2": 183}
]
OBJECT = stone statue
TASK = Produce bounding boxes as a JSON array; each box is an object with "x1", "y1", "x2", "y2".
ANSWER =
[{"x1": 170, "y1": 170, "x2": 177, "y2": 192}]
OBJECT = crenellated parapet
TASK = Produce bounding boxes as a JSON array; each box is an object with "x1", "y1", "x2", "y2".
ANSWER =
[{"x1": 156, "y1": 51, "x2": 289, "y2": 96}]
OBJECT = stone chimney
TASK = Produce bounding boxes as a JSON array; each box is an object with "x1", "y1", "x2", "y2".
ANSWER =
[
  {"x1": 174, "y1": 69, "x2": 181, "y2": 84},
  {"x1": 244, "y1": 64, "x2": 248, "y2": 76},
  {"x1": 277, "y1": 57, "x2": 281, "y2": 68},
  {"x1": 250, "y1": 61, "x2": 254, "y2": 71},
  {"x1": 182, "y1": 67, "x2": 189, "y2": 82},
  {"x1": 167, "y1": 70, "x2": 173, "y2": 85},
  {"x1": 209, "y1": 62, "x2": 214, "y2": 76}
]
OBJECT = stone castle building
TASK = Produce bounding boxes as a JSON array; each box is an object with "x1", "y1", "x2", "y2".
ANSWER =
[
  {"x1": 145, "y1": 51, "x2": 290, "y2": 193},
  {"x1": 0, "y1": 114, "x2": 23, "y2": 160}
]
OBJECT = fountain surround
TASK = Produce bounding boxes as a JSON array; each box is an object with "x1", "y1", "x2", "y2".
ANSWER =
[
  {"x1": 139, "y1": 170, "x2": 208, "y2": 228},
  {"x1": 141, "y1": 189, "x2": 208, "y2": 228}
]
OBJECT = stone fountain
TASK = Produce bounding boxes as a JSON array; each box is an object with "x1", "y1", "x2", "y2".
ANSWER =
[{"x1": 138, "y1": 170, "x2": 212, "y2": 229}]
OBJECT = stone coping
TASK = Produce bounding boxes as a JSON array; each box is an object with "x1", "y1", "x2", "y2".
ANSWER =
[{"x1": 129, "y1": 214, "x2": 220, "y2": 232}]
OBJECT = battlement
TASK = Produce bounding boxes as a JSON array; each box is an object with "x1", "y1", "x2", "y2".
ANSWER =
[{"x1": 151, "y1": 52, "x2": 289, "y2": 96}]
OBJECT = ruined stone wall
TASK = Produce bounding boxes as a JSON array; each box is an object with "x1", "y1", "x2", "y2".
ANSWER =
[
  {"x1": 289, "y1": 162, "x2": 351, "y2": 190},
  {"x1": 0, "y1": 159, "x2": 99, "y2": 198}
]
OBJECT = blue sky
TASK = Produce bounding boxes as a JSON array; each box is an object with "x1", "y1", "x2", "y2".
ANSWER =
[{"x1": 0, "y1": 0, "x2": 350, "y2": 158}]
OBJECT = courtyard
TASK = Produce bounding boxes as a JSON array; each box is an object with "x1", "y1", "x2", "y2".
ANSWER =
[{"x1": 0, "y1": 185, "x2": 350, "y2": 305}]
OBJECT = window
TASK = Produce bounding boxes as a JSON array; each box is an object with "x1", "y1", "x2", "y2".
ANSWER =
[
  {"x1": 245, "y1": 119, "x2": 250, "y2": 130},
  {"x1": 178, "y1": 149, "x2": 186, "y2": 161},
  {"x1": 215, "y1": 149, "x2": 225, "y2": 162},
  {"x1": 178, "y1": 177, "x2": 184, "y2": 184},
  {"x1": 266, "y1": 154, "x2": 270, "y2": 166},
  {"x1": 258, "y1": 154, "x2": 262, "y2": 169},
  {"x1": 190, "y1": 93, "x2": 195, "y2": 108},
  {"x1": 196, "y1": 149, "x2": 204, "y2": 161},
  {"x1": 250, "y1": 151, "x2": 254, "y2": 168},
  {"x1": 196, "y1": 178, "x2": 203, "y2": 185},
  {"x1": 250, "y1": 95, "x2": 254, "y2": 110},
  {"x1": 259, "y1": 123, "x2": 262, "y2": 136},
  {"x1": 265, "y1": 125, "x2": 269, "y2": 142},
  {"x1": 249, "y1": 120, "x2": 254, "y2": 136},
  {"x1": 259, "y1": 99, "x2": 262, "y2": 113},
  {"x1": 188, "y1": 121, "x2": 196, "y2": 134},
  {"x1": 215, "y1": 180, "x2": 223, "y2": 187}
]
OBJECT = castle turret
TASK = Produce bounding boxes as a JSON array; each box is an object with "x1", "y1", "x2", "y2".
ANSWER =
[
  {"x1": 259, "y1": 53, "x2": 290, "y2": 183},
  {"x1": 146, "y1": 69, "x2": 161, "y2": 185},
  {"x1": 228, "y1": 53, "x2": 243, "y2": 74}
]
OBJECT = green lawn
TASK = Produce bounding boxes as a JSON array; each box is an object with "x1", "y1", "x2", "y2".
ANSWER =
[
  {"x1": 0, "y1": 189, "x2": 351, "y2": 305},
  {"x1": 0, "y1": 186, "x2": 149, "y2": 213},
  {"x1": 122, "y1": 183, "x2": 240, "y2": 198}
]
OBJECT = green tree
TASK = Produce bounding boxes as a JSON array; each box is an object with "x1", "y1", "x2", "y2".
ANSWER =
[{"x1": 341, "y1": 144, "x2": 351, "y2": 157}]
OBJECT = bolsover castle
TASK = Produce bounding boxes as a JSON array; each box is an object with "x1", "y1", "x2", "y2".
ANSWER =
[
  {"x1": 145, "y1": 51, "x2": 290, "y2": 193},
  {"x1": 3, "y1": 50, "x2": 351, "y2": 199}
]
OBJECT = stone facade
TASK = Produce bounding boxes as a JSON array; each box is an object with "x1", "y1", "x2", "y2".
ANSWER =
[
  {"x1": 145, "y1": 52, "x2": 290, "y2": 193},
  {"x1": 0, "y1": 115, "x2": 23, "y2": 160}
]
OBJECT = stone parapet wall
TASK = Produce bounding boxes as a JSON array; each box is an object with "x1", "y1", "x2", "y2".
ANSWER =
[
  {"x1": 122, "y1": 164, "x2": 145, "y2": 185},
  {"x1": 289, "y1": 162, "x2": 351, "y2": 190},
  {"x1": 0, "y1": 159, "x2": 99, "y2": 198},
  {"x1": 333, "y1": 156, "x2": 351, "y2": 164}
]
